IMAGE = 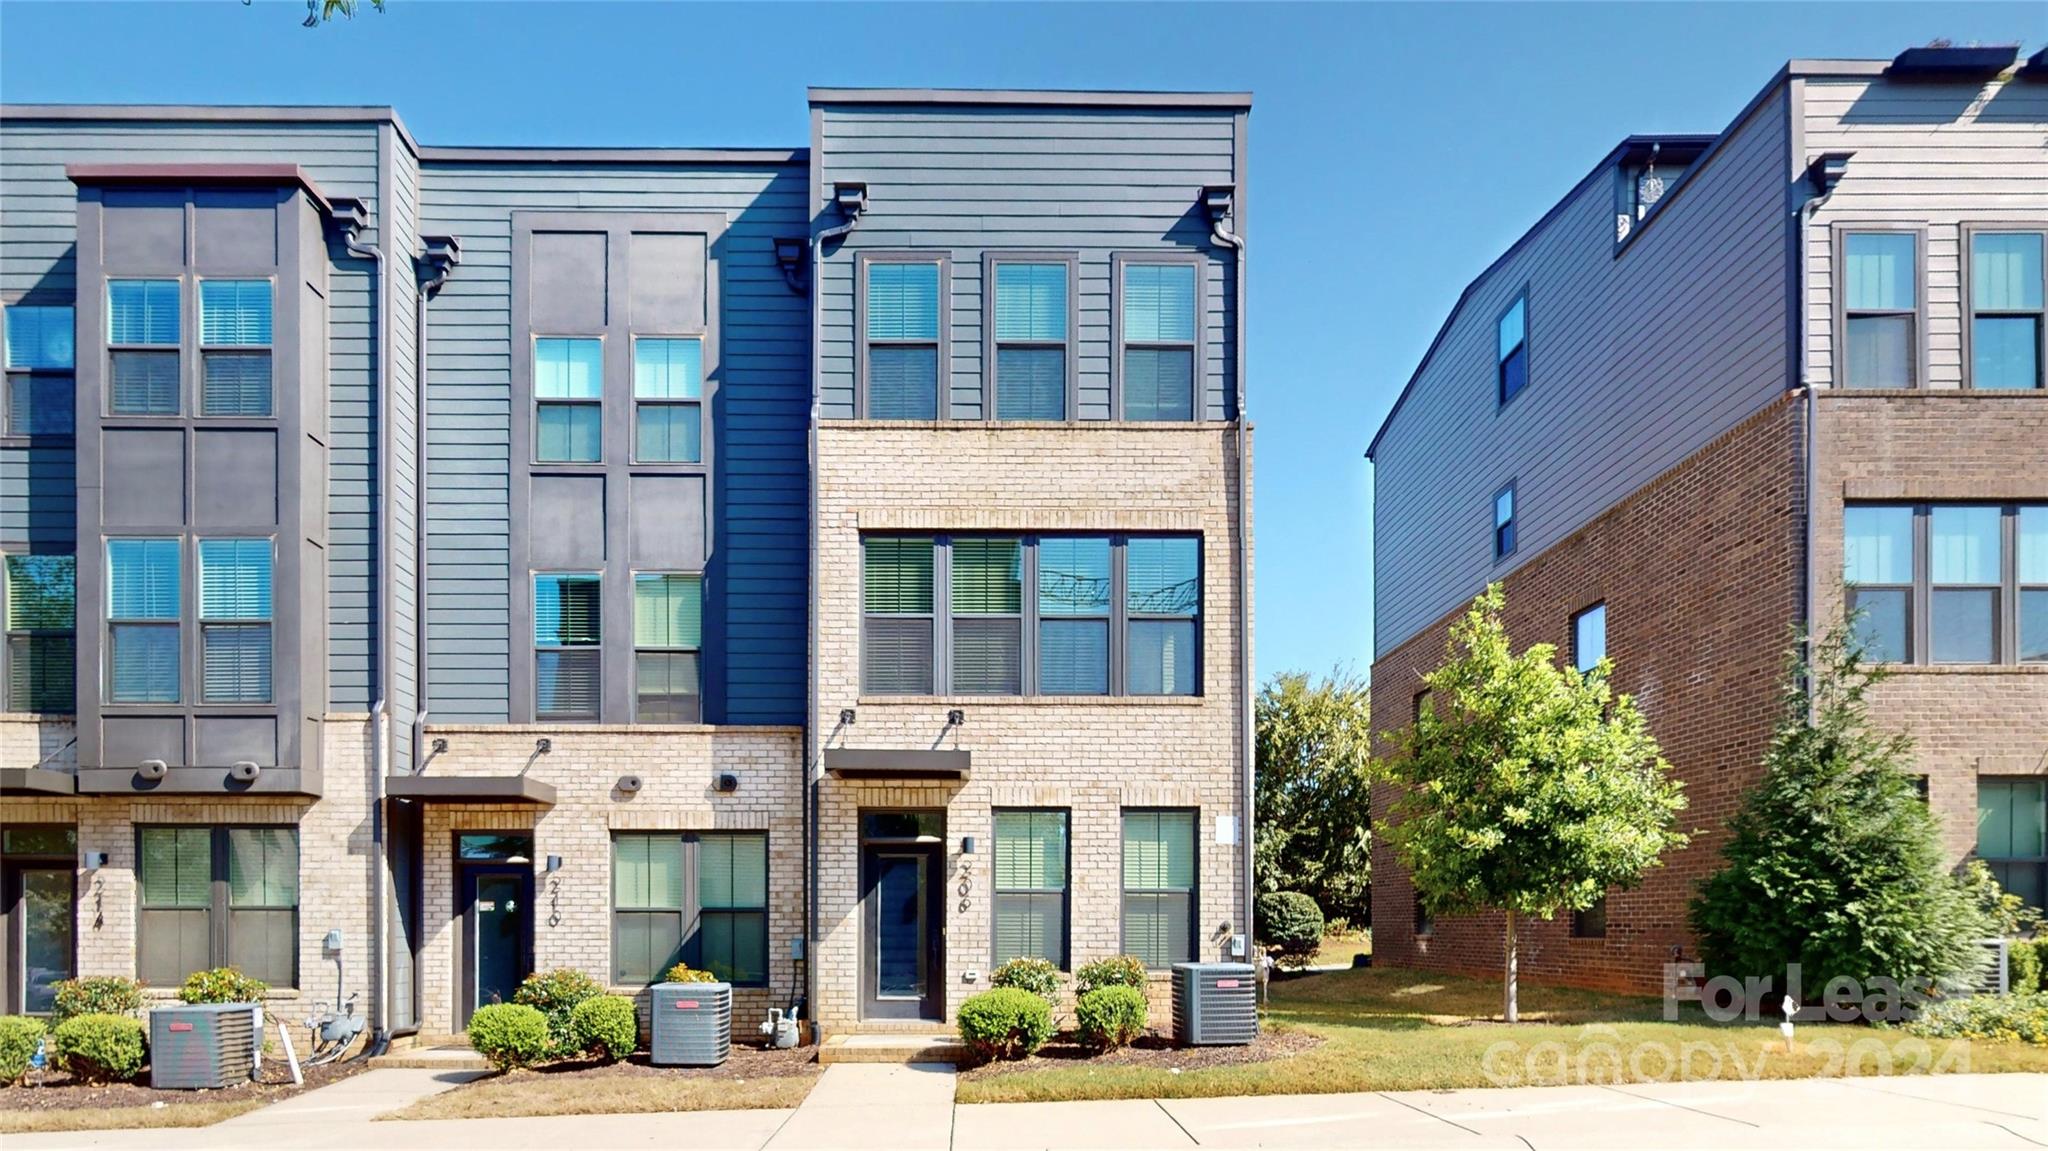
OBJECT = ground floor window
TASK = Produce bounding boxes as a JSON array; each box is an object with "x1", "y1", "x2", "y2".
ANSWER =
[
  {"x1": 137, "y1": 825, "x2": 298, "y2": 988},
  {"x1": 612, "y1": 832, "x2": 767, "y2": 986},
  {"x1": 993, "y1": 809, "x2": 1069, "y2": 969},
  {"x1": 1121, "y1": 809, "x2": 1195, "y2": 969},
  {"x1": 1572, "y1": 895, "x2": 1607, "y2": 939},
  {"x1": 1980, "y1": 778, "x2": 2047, "y2": 914}
]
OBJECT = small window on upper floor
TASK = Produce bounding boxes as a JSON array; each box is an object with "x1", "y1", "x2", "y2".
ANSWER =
[
  {"x1": 534, "y1": 571, "x2": 602, "y2": 720},
  {"x1": 534, "y1": 338, "x2": 603, "y2": 462},
  {"x1": 4, "y1": 305, "x2": 76, "y2": 437},
  {"x1": 1968, "y1": 230, "x2": 2045, "y2": 391},
  {"x1": 1493, "y1": 482, "x2": 1518, "y2": 561},
  {"x1": 864, "y1": 261, "x2": 941, "y2": 420},
  {"x1": 633, "y1": 572, "x2": 702, "y2": 722},
  {"x1": 198, "y1": 280, "x2": 273, "y2": 416},
  {"x1": 633, "y1": 337, "x2": 703, "y2": 462},
  {"x1": 992, "y1": 261, "x2": 1069, "y2": 421},
  {"x1": 1121, "y1": 262, "x2": 1197, "y2": 421},
  {"x1": 1573, "y1": 602, "x2": 1607, "y2": 675},
  {"x1": 108, "y1": 280, "x2": 180, "y2": 416},
  {"x1": 1841, "y1": 232, "x2": 1918, "y2": 389},
  {"x1": 1496, "y1": 293, "x2": 1528, "y2": 406}
]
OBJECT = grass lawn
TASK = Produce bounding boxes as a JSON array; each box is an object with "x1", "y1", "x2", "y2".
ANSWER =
[
  {"x1": 955, "y1": 966, "x2": 2048, "y2": 1104},
  {"x1": 0, "y1": 1098, "x2": 268, "y2": 1134},
  {"x1": 1304, "y1": 927, "x2": 1373, "y2": 969}
]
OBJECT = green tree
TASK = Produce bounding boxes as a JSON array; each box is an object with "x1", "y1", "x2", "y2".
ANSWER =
[
  {"x1": 246, "y1": 0, "x2": 385, "y2": 27},
  {"x1": 1255, "y1": 669, "x2": 1373, "y2": 925},
  {"x1": 1379, "y1": 585, "x2": 1687, "y2": 1022},
  {"x1": 1689, "y1": 622, "x2": 1993, "y2": 1000}
]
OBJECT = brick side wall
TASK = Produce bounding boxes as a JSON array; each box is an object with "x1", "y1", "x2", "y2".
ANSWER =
[{"x1": 1368, "y1": 395, "x2": 1806, "y2": 995}]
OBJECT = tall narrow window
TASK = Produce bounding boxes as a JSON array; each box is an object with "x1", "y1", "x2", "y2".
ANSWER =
[
  {"x1": 138, "y1": 826, "x2": 211, "y2": 986},
  {"x1": 5, "y1": 554, "x2": 75, "y2": 712},
  {"x1": 226, "y1": 827, "x2": 298, "y2": 985},
  {"x1": 1497, "y1": 293, "x2": 1528, "y2": 405},
  {"x1": 611, "y1": 833, "x2": 685, "y2": 985},
  {"x1": 1126, "y1": 537, "x2": 1198, "y2": 696},
  {"x1": 1978, "y1": 779, "x2": 2047, "y2": 915},
  {"x1": 865, "y1": 262, "x2": 940, "y2": 419},
  {"x1": 1572, "y1": 897, "x2": 1608, "y2": 939},
  {"x1": 4, "y1": 305, "x2": 75, "y2": 435},
  {"x1": 1970, "y1": 232, "x2": 2045, "y2": 391},
  {"x1": 862, "y1": 537, "x2": 934, "y2": 695},
  {"x1": 697, "y1": 834, "x2": 768, "y2": 986},
  {"x1": 1842, "y1": 232, "x2": 1917, "y2": 388},
  {"x1": 197, "y1": 539, "x2": 272, "y2": 704},
  {"x1": 1122, "y1": 263, "x2": 1196, "y2": 420},
  {"x1": 1572, "y1": 602, "x2": 1607, "y2": 674},
  {"x1": 993, "y1": 262, "x2": 1067, "y2": 420},
  {"x1": 198, "y1": 280, "x2": 273, "y2": 415},
  {"x1": 994, "y1": 810, "x2": 1069, "y2": 967},
  {"x1": 534, "y1": 338, "x2": 602, "y2": 462},
  {"x1": 1844, "y1": 506, "x2": 1913, "y2": 663},
  {"x1": 2022, "y1": 507, "x2": 2048, "y2": 664},
  {"x1": 951, "y1": 538, "x2": 1022, "y2": 694},
  {"x1": 1493, "y1": 483, "x2": 1518, "y2": 560},
  {"x1": 107, "y1": 280, "x2": 180, "y2": 415},
  {"x1": 534, "y1": 572, "x2": 601, "y2": 720},
  {"x1": 1036, "y1": 536, "x2": 1110, "y2": 695},
  {"x1": 1121, "y1": 809, "x2": 1195, "y2": 969},
  {"x1": 633, "y1": 572, "x2": 702, "y2": 722},
  {"x1": 107, "y1": 538, "x2": 179, "y2": 703},
  {"x1": 633, "y1": 338, "x2": 703, "y2": 462},
  {"x1": 1930, "y1": 506, "x2": 2001, "y2": 664}
]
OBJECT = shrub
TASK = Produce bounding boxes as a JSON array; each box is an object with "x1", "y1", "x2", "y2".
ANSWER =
[
  {"x1": 570, "y1": 995, "x2": 639, "y2": 1062},
  {"x1": 1257, "y1": 891, "x2": 1326, "y2": 967},
  {"x1": 663, "y1": 962, "x2": 721, "y2": 984},
  {"x1": 1074, "y1": 985, "x2": 1148, "y2": 1051},
  {"x1": 178, "y1": 966, "x2": 268, "y2": 1005},
  {"x1": 2026, "y1": 939, "x2": 2048, "y2": 993},
  {"x1": 0, "y1": 1016, "x2": 45, "y2": 1085},
  {"x1": 990, "y1": 957, "x2": 1061, "y2": 1006},
  {"x1": 51, "y1": 1013, "x2": 146, "y2": 1083},
  {"x1": 1904, "y1": 992, "x2": 2048, "y2": 1045},
  {"x1": 49, "y1": 976, "x2": 144, "y2": 1025},
  {"x1": 514, "y1": 968, "x2": 605, "y2": 1058},
  {"x1": 1075, "y1": 955, "x2": 1148, "y2": 995},
  {"x1": 955, "y1": 988, "x2": 1053, "y2": 1062},
  {"x1": 467, "y1": 1003, "x2": 551, "y2": 1071},
  {"x1": 2010, "y1": 940, "x2": 2044, "y2": 997}
]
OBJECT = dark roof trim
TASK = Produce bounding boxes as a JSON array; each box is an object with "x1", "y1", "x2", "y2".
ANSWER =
[
  {"x1": 0, "y1": 767, "x2": 75, "y2": 796},
  {"x1": 823, "y1": 747, "x2": 972, "y2": 780},
  {"x1": 1613, "y1": 61, "x2": 1798, "y2": 258},
  {"x1": 3, "y1": 102, "x2": 419, "y2": 155},
  {"x1": 67, "y1": 162, "x2": 336, "y2": 214},
  {"x1": 810, "y1": 87, "x2": 1251, "y2": 109},
  {"x1": 2023, "y1": 47, "x2": 2048, "y2": 79},
  {"x1": 386, "y1": 774, "x2": 558, "y2": 805},
  {"x1": 1886, "y1": 45, "x2": 2020, "y2": 81}
]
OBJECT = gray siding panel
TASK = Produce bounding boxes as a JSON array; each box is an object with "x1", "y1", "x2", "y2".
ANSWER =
[{"x1": 1372, "y1": 87, "x2": 1792, "y2": 660}]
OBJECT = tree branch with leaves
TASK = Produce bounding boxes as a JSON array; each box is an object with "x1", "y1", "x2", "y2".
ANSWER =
[{"x1": 1254, "y1": 668, "x2": 1373, "y2": 927}]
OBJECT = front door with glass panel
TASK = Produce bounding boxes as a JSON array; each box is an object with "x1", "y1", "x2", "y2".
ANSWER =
[
  {"x1": 860, "y1": 811, "x2": 944, "y2": 1021},
  {"x1": 456, "y1": 834, "x2": 533, "y2": 1029},
  {"x1": 3, "y1": 826, "x2": 76, "y2": 1015}
]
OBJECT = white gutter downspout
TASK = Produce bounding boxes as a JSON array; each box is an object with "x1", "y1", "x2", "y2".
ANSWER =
[{"x1": 1207, "y1": 193, "x2": 1253, "y2": 962}]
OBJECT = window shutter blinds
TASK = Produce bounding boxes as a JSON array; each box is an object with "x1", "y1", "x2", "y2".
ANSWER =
[
  {"x1": 1038, "y1": 619, "x2": 1109, "y2": 694},
  {"x1": 10, "y1": 374, "x2": 74, "y2": 435},
  {"x1": 952, "y1": 618, "x2": 1022, "y2": 694},
  {"x1": 865, "y1": 347, "x2": 938, "y2": 419},
  {"x1": 535, "y1": 339, "x2": 604, "y2": 399},
  {"x1": 199, "y1": 281, "x2": 272, "y2": 345},
  {"x1": 5, "y1": 306, "x2": 74, "y2": 369},
  {"x1": 1126, "y1": 538, "x2": 1199, "y2": 614},
  {"x1": 1123, "y1": 265, "x2": 1195, "y2": 342},
  {"x1": 109, "y1": 281, "x2": 179, "y2": 345},
  {"x1": 633, "y1": 574, "x2": 702, "y2": 648},
  {"x1": 1973, "y1": 234, "x2": 2044, "y2": 312},
  {"x1": 867, "y1": 264, "x2": 940, "y2": 340},
  {"x1": 141, "y1": 827, "x2": 211, "y2": 907},
  {"x1": 6, "y1": 635, "x2": 74, "y2": 711},
  {"x1": 633, "y1": 339, "x2": 703, "y2": 399},
  {"x1": 110, "y1": 351, "x2": 179, "y2": 414},
  {"x1": 864, "y1": 538, "x2": 934, "y2": 613},
  {"x1": 1123, "y1": 348, "x2": 1193, "y2": 420},
  {"x1": 227, "y1": 828, "x2": 296, "y2": 907},
  {"x1": 109, "y1": 539, "x2": 180, "y2": 619},
  {"x1": 862, "y1": 618, "x2": 933, "y2": 694},
  {"x1": 995, "y1": 263, "x2": 1065, "y2": 341},
  {"x1": 111, "y1": 625, "x2": 178, "y2": 702},
  {"x1": 203, "y1": 625, "x2": 273, "y2": 703},
  {"x1": 203, "y1": 353, "x2": 272, "y2": 415},
  {"x1": 995, "y1": 348, "x2": 1065, "y2": 420},
  {"x1": 6, "y1": 555, "x2": 75, "y2": 629},
  {"x1": 535, "y1": 650, "x2": 600, "y2": 716},
  {"x1": 951, "y1": 539, "x2": 1021, "y2": 614},
  {"x1": 199, "y1": 540, "x2": 273, "y2": 620},
  {"x1": 1036, "y1": 538, "x2": 1111, "y2": 614},
  {"x1": 535, "y1": 575, "x2": 602, "y2": 644},
  {"x1": 1845, "y1": 234, "x2": 1917, "y2": 310}
]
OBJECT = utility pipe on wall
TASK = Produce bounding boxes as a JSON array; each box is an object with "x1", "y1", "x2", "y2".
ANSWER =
[{"x1": 1207, "y1": 195, "x2": 1253, "y2": 963}]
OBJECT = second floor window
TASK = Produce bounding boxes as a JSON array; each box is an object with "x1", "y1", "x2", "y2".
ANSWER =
[
  {"x1": 1845, "y1": 504, "x2": 2047, "y2": 666},
  {"x1": 4, "y1": 554, "x2": 75, "y2": 712},
  {"x1": 1036, "y1": 536, "x2": 1111, "y2": 695},
  {"x1": 1970, "y1": 231, "x2": 2045, "y2": 391},
  {"x1": 1573, "y1": 602, "x2": 1607, "y2": 674},
  {"x1": 1122, "y1": 263, "x2": 1196, "y2": 420},
  {"x1": 107, "y1": 538, "x2": 180, "y2": 703},
  {"x1": 534, "y1": 338, "x2": 603, "y2": 462},
  {"x1": 2025, "y1": 507, "x2": 2048, "y2": 664},
  {"x1": 951, "y1": 538, "x2": 1023, "y2": 695},
  {"x1": 993, "y1": 261, "x2": 1069, "y2": 420},
  {"x1": 865, "y1": 262, "x2": 940, "y2": 419},
  {"x1": 1842, "y1": 232, "x2": 1918, "y2": 389},
  {"x1": 1497, "y1": 293, "x2": 1528, "y2": 406},
  {"x1": 197, "y1": 539, "x2": 272, "y2": 704},
  {"x1": 1125, "y1": 537, "x2": 1199, "y2": 696},
  {"x1": 633, "y1": 338, "x2": 703, "y2": 462},
  {"x1": 862, "y1": 537, "x2": 936, "y2": 695},
  {"x1": 4, "y1": 304, "x2": 75, "y2": 436},
  {"x1": 1493, "y1": 483, "x2": 1518, "y2": 560},
  {"x1": 535, "y1": 572, "x2": 601, "y2": 720},
  {"x1": 198, "y1": 280, "x2": 273, "y2": 416},
  {"x1": 107, "y1": 280, "x2": 180, "y2": 415},
  {"x1": 633, "y1": 572, "x2": 702, "y2": 722}
]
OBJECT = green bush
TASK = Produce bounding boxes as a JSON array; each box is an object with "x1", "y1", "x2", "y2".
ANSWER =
[
  {"x1": 49, "y1": 976, "x2": 144, "y2": 1025},
  {"x1": 990, "y1": 957, "x2": 1061, "y2": 1006},
  {"x1": 1257, "y1": 891, "x2": 1326, "y2": 967},
  {"x1": 2027, "y1": 939, "x2": 2048, "y2": 993},
  {"x1": 1075, "y1": 955, "x2": 1148, "y2": 995},
  {"x1": 1904, "y1": 991, "x2": 2048, "y2": 1044},
  {"x1": 955, "y1": 988, "x2": 1053, "y2": 1062},
  {"x1": 0, "y1": 1015, "x2": 45, "y2": 1085},
  {"x1": 178, "y1": 966, "x2": 268, "y2": 1005},
  {"x1": 1074, "y1": 985, "x2": 1148, "y2": 1051},
  {"x1": 2010, "y1": 940, "x2": 2044, "y2": 997},
  {"x1": 467, "y1": 1003, "x2": 551, "y2": 1071},
  {"x1": 514, "y1": 968, "x2": 605, "y2": 1058},
  {"x1": 51, "y1": 1013, "x2": 146, "y2": 1083},
  {"x1": 570, "y1": 995, "x2": 639, "y2": 1062},
  {"x1": 663, "y1": 963, "x2": 721, "y2": 984}
]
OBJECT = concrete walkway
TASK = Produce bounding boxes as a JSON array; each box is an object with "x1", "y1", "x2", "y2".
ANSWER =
[{"x1": 8, "y1": 1068, "x2": 2045, "y2": 1149}]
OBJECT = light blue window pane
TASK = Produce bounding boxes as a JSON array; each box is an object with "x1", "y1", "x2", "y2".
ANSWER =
[
  {"x1": 1038, "y1": 537, "x2": 1111, "y2": 615},
  {"x1": 996, "y1": 348, "x2": 1064, "y2": 420},
  {"x1": 867, "y1": 347, "x2": 937, "y2": 418},
  {"x1": 535, "y1": 338, "x2": 603, "y2": 399},
  {"x1": 866, "y1": 263, "x2": 939, "y2": 340},
  {"x1": 1973, "y1": 317, "x2": 2040, "y2": 391},
  {"x1": 1844, "y1": 506, "x2": 1914, "y2": 585},
  {"x1": 1845, "y1": 233, "x2": 1916, "y2": 311},
  {"x1": 1128, "y1": 620, "x2": 1196, "y2": 695},
  {"x1": 1123, "y1": 347, "x2": 1192, "y2": 420},
  {"x1": 1498, "y1": 297, "x2": 1526, "y2": 361},
  {"x1": 1495, "y1": 486, "x2": 1515, "y2": 528},
  {"x1": 1123, "y1": 264, "x2": 1195, "y2": 342},
  {"x1": 1039, "y1": 619, "x2": 1108, "y2": 695},
  {"x1": 537, "y1": 403, "x2": 601, "y2": 461},
  {"x1": 6, "y1": 306, "x2": 74, "y2": 369},
  {"x1": 1973, "y1": 233, "x2": 2044, "y2": 311},
  {"x1": 1931, "y1": 506, "x2": 2001, "y2": 584},
  {"x1": 995, "y1": 263, "x2": 1066, "y2": 341},
  {"x1": 633, "y1": 338, "x2": 702, "y2": 400},
  {"x1": 108, "y1": 539, "x2": 180, "y2": 619},
  {"x1": 1574, "y1": 604, "x2": 1607, "y2": 673},
  {"x1": 198, "y1": 539, "x2": 273, "y2": 620},
  {"x1": 109, "y1": 281, "x2": 180, "y2": 345},
  {"x1": 199, "y1": 281, "x2": 272, "y2": 345},
  {"x1": 535, "y1": 573, "x2": 602, "y2": 645},
  {"x1": 636, "y1": 403, "x2": 702, "y2": 462},
  {"x1": 2021, "y1": 507, "x2": 2048, "y2": 584},
  {"x1": 1127, "y1": 537, "x2": 1199, "y2": 615}
]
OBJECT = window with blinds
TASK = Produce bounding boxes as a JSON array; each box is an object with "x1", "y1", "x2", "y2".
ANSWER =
[
  {"x1": 108, "y1": 280, "x2": 181, "y2": 415},
  {"x1": 4, "y1": 304, "x2": 75, "y2": 436},
  {"x1": 534, "y1": 338, "x2": 603, "y2": 462},
  {"x1": 612, "y1": 833, "x2": 686, "y2": 985},
  {"x1": 226, "y1": 827, "x2": 298, "y2": 985},
  {"x1": 993, "y1": 261, "x2": 1068, "y2": 420},
  {"x1": 1969, "y1": 231, "x2": 2045, "y2": 391},
  {"x1": 951, "y1": 538, "x2": 1022, "y2": 694},
  {"x1": 5, "y1": 554, "x2": 75, "y2": 712},
  {"x1": 610, "y1": 832, "x2": 767, "y2": 986},
  {"x1": 1121, "y1": 263, "x2": 1196, "y2": 421},
  {"x1": 634, "y1": 572, "x2": 702, "y2": 722},
  {"x1": 139, "y1": 825, "x2": 299, "y2": 988},
  {"x1": 698, "y1": 834, "x2": 768, "y2": 985},
  {"x1": 633, "y1": 338, "x2": 703, "y2": 462},
  {"x1": 198, "y1": 539, "x2": 273, "y2": 704},
  {"x1": 993, "y1": 810, "x2": 1068, "y2": 968},
  {"x1": 863, "y1": 537, "x2": 935, "y2": 694},
  {"x1": 535, "y1": 572, "x2": 602, "y2": 720},
  {"x1": 864, "y1": 261, "x2": 941, "y2": 419},
  {"x1": 1122, "y1": 809, "x2": 1195, "y2": 969},
  {"x1": 1126, "y1": 537, "x2": 1199, "y2": 696},
  {"x1": 1842, "y1": 232, "x2": 1918, "y2": 389},
  {"x1": 199, "y1": 280, "x2": 273, "y2": 416},
  {"x1": 1036, "y1": 537, "x2": 1110, "y2": 695},
  {"x1": 107, "y1": 538, "x2": 179, "y2": 703}
]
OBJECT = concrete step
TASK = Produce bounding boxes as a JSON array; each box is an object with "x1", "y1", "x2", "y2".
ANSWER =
[
  {"x1": 368, "y1": 1042, "x2": 491, "y2": 1071},
  {"x1": 818, "y1": 1032, "x2": 967, "y2": 1065}
]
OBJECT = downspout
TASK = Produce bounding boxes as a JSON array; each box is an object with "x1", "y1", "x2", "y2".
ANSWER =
[
  {"x1": 412, "y1": 237, "x2": 461, "y2": 775},
  {"x1": 1795, "y1": 149, "x2": 1850, "y2": 708},
  {"x1": 1206, "y1": 189, "x2": 1253, "y2": 963}
]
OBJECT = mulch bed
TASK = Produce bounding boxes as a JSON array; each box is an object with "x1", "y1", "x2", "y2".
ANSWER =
[
  {"x1": 1, "y1": 1053, "x2": 366, "y2": 1113},
  {"x1": 955, "y1": 1026, "x2": 1321, "y2": 1080},
  {"x1": 486, "y1": 1042, "x2": 819, "y2": 1082}
]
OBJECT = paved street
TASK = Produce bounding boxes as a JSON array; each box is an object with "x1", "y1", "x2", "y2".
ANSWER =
[{"x1": 9, "y1": 1065, "x2": 2047, "y2": 1149}]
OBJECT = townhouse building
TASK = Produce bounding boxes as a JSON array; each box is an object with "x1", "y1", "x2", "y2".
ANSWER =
[
  {"x1": 0, "y1": 89, "x2": 1254, "y2": 1042},
  {"x1": 1367, "y1": 46, "x2": 2048, "y2": 994}
]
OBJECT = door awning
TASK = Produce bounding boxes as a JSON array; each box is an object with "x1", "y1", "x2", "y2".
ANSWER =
[
  {"x1": 0, "y1": 767, "x2": 76, "y2": 796},
  {"x1": 823, "y1": 748, "x2": 971, "y2": 781},
  {"x1": 386, "y1": 774, "x2": 557, "y2": 805}
]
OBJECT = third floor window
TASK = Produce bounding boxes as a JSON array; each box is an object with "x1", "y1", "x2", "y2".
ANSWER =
[
  {"x1": 864, "y1": 260, "x2": 941, "y2": 419},
  {"x1": 4, "y1": 305, "x2": 75, "y2": 436},
  {"x1": 1120, "y1": 262, "x2": 1197, "y2": 421},
  {"x1": 1841, "y1": 231, "x2": 1919, "y2": 389},
  {"x1": 1969, "y1": 230, "x2": 2045, "y2": 391}
]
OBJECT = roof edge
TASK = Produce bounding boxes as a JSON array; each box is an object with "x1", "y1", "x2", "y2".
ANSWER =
[
  {"x1": 809, "y1": 87, "x2": 1251, "y2": 109},
  {"x1": 68, "y1": 162, "x2": 336, "y2": 214},
  {"x1": 419, "y1": 145, "x2": 807, "y2": 166},
  {"x1": 2, "y1": 102, "x2": 420, "y2": 155}
]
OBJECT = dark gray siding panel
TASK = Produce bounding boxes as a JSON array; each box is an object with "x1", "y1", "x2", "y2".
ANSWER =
[
  {"x1": 386, "y1": 131, "x2": 422, "y2": 764},
  {"x1": 418, "y1": 163, "x2": 808, "y2": 724},
  {"x1": 1372, "y1": 87, "x2": 1792, "y2": 659}
]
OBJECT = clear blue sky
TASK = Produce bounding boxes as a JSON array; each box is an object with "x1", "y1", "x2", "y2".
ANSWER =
[{"x1": 3, "y1": 1, "x2": 2039, "y2": 685}]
